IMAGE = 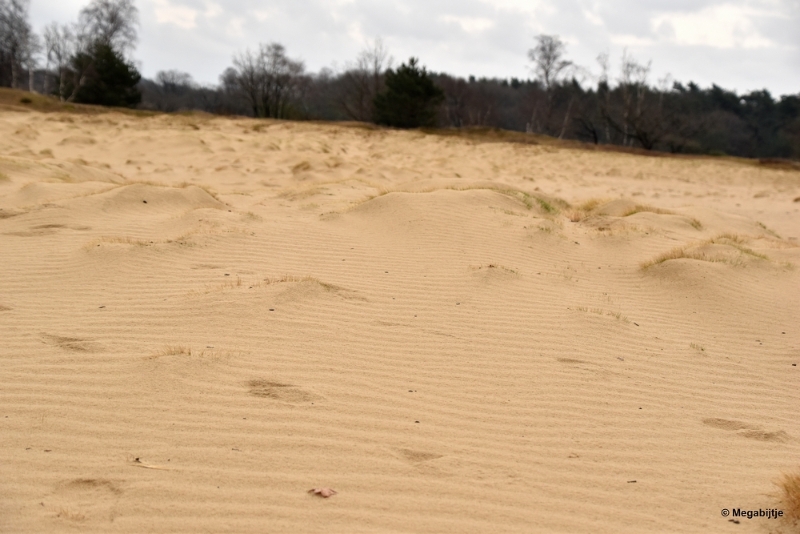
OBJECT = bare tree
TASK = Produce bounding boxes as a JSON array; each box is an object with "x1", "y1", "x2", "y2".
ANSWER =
[
  {"x1": 231, "y1": 43, "x2": 306, "y2": 119},
  {"x1": 615, "y1": 49, "x2": 650, "y2": 145},
  {"x1": 79, "y1": 0, "x2": 138, "y2": 54},
  {"x1": 156, "y1": 69, "x2": 194, "y2": 93},
  {"x1": 339, "y1": 37, "x2": 392, "y2": 122},
  {"x1": 528, "y1": 35, "x2": 572, "y2": 91},
  {"x1": 527, "y1": 34, "x2": 574, "y2": 135},
  {"x1": 0, "y1": 0, "x2": 36, "y2": 88},
  {"x1": 43, "y1": 22, "x2": 75, "y2": 98},
  {"x1": 596, "y1": 51, "x2": 612, "y2": 142}
]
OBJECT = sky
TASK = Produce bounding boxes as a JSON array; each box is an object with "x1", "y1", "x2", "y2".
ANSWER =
[{"x1": 31, "y1": 0, "x2": 800, "y2": 96}]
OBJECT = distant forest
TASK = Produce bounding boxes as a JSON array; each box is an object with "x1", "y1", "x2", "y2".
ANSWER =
[{"x1": 2, "y1": 0, "x2": 799, "y2": 159}]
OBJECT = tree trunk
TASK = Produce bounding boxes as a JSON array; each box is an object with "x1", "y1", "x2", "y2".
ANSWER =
[{"x1": 558, "y1": 96, "x2": 574, "y2": 139}]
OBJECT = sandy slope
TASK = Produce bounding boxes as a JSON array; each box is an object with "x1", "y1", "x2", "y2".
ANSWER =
[{"x1": 0, "y1": 109, "x2": 798, "y2": 534}]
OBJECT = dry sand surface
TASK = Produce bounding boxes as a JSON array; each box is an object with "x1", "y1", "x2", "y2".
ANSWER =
[{"x1": 1, "y1": 105, "x2": 799, "y2": 534}]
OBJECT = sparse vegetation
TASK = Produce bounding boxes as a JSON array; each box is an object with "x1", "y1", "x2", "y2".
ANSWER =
[
  {"x1": 623, "y1": 204, "x2": 675, "y2": 217},
  {"x1": 776, "y1": 469, "x2": 800, "y2": 527},
  {"x1": 640, "y1": 234, "x2": 770, "y2": 269},
  {"x1": 690, "y1": 342, "x2": 705, "y2": 352}
]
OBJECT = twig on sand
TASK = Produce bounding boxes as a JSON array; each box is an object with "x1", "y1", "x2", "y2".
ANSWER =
[{"x1": 128, "y1": 456, "x2": 173, "y2": 471}]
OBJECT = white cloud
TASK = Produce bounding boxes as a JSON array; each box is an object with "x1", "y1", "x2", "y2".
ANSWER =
[
  {"x1": 651, "y1": 4, "x2": 777, "y2": 49},
  {"x1": 610, "y1": 34, "x2": 655, "y2": 47},
  {"x1": 153, "y1": 0, "x2": 198, "y2": 29},
  {"x1": 441, "y1": 15, "x2": 495, "y2": 34}
]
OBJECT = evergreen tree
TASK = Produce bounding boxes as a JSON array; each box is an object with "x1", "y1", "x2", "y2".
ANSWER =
[
  {"x1": 71, "y1": 42, "x2": 141, "y2": 107},
  {"x1": 373, "y1": 57, "x2": 444, "y2": 128}
]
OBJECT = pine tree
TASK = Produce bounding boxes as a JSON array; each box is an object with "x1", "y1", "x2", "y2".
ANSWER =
[
  {"x1": 373, "y1": 57, "x2": 443, "y2": 128},
  {"x1": 71, "y1": 42, "x2": 141, "y2": 107}
]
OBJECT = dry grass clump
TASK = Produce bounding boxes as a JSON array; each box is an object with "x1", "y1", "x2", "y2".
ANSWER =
[
  {"x1": 623, "y1": 204, "x2": 675, "y2": 217},
  {"x1": 777, "y1": 469, "x2": 800, "y2": 526},
  {"x1": 640, "y1": 234, "x2": 769, "y2": 269},
  {"x1": 566, "y1": 198, "x2": 610, "y2": 222},
  {"x1": 709, "y1": 234, "x2": 768, "y2": 259},
  {"x1": 623, "y1": 205, "x2": 702, "y2": 229},
  {"x1": 0, "y1": 171, "x2": 9, "y2": 182}
]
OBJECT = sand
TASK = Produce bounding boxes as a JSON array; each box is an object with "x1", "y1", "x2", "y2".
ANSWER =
[{"x1": 0, "y1": 106, "x2": 798, "y2": 534}]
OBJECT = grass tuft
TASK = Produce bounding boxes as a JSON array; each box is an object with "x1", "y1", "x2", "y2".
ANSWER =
[
  {"x1": 640, "y1": 234, "x2": 769, "y2": 269},
  {"x1": 623, "y1": 204, "x2": 675, "y2": 217},
  {"x1": 776, "y1": 469, "x2": 800, "y2": 526}
]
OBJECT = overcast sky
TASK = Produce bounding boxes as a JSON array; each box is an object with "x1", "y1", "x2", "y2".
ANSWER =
[{"x1": 31, "y1": 0, "x2": 800, "y2": 95}]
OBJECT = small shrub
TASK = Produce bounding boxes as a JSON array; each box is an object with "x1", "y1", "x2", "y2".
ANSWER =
[{"x1": 19, "y1": 97, "x2": 32, "y2": 104}]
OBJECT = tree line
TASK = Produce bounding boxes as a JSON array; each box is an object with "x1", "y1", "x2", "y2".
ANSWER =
[{"x1": 2, "y1": 0, "x2": 798, "y2": 159}]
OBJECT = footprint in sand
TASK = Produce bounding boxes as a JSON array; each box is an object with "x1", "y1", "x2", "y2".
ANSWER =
[
  {"x1": 41, "y1": 333, "x2": 102, "y2": 353},
  {"x1": 247, "y1": 379, "x2": 318, "y2": 404},
  {"x1": 48, "y1": 478, "x2": 122, "y2": 523},
  {"x1": 702, "y1": 418, "x2": 790, "y2": 442},
  {"x1": 397, "y1": 448, "x2": 444, "y2": 464}
]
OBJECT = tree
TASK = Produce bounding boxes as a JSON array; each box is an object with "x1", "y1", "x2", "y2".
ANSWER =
[
  {"x1": 70, "y1": 42, "x2": 141, "y2": 107},
  {"x1": 79, "y1": 0, "x2": 138, "y2": 54},
  {"x1": 231, "y1": 42, "x2": 306, "y2": 118},
  {"x1": 43, "y1": 22, "x2": 75, "y2": 99},
  {"x1": 528, "y1": 35, "x2": 572, "y2": 91},
  {"x1": 156, "y1": 69, "x2": 194, "y2": 94},
  {"x1": 527, "y1": 35, "x2": 573, "y2": 134},
  {"x1": 339, "y1": 37, "x2": 392, "y2": 122},
  {"x1": 0, "y1": 0, "x2": 37, "y2": 88},
  {"x1": 373, "y1": 57, "x2": 444, "y2": 128}
]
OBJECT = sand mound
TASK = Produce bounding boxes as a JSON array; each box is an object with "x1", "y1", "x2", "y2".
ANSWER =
[{"x1": 0, "y1": 109, "x2": 798, "y2": 534}]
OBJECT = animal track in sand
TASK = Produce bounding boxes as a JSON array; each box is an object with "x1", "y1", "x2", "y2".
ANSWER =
[
  {"x1": 41, "y1": 333, "x2": 102, "y2": 353},
  {"x1": 702, "y1": 418, "x2": 790, "y2": 442},
  {"x1": 49, "y1": 478, "x2": 122, "y2": 523},
  {"x1": 247, "y1": 379, "x2": 318, "y2": 404}
]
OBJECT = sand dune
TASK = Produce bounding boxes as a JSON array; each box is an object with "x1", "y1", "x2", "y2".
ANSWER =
[{"x1": 1, "y1": 107, "x2": 799, "y2": 533}]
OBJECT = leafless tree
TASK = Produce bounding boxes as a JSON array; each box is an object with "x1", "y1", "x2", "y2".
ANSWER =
[
  {"x1": 527, "y1": 34, "x2": 574, "y2": 135},
  {"x1": 615, "y1": 49, "x2": 650, "y2": 145},
  {"x1": 43, "y1": 22, "x2": 76, "y2": 98},
  {"x1": 596, "y1": 51, "x2": 612, "y2": 142},
  {"x1": 339, "y1": 37, "x2": 392, "y2": 122},
  {"x1": 232, "y1": 43, "x2": 306, "y2": 119},
  {"x1": 78, "y1": 0, "x2": 138, "y2": 54},
  {"x1": 156, "y1": 69, "x2": 194, "y2": 93},
  {"x1": 528, "y1": 35, "x2": 572, "y2": 91},
  {"x1": 0, "y1": 0, "x2": 37, "y2": 88}
]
